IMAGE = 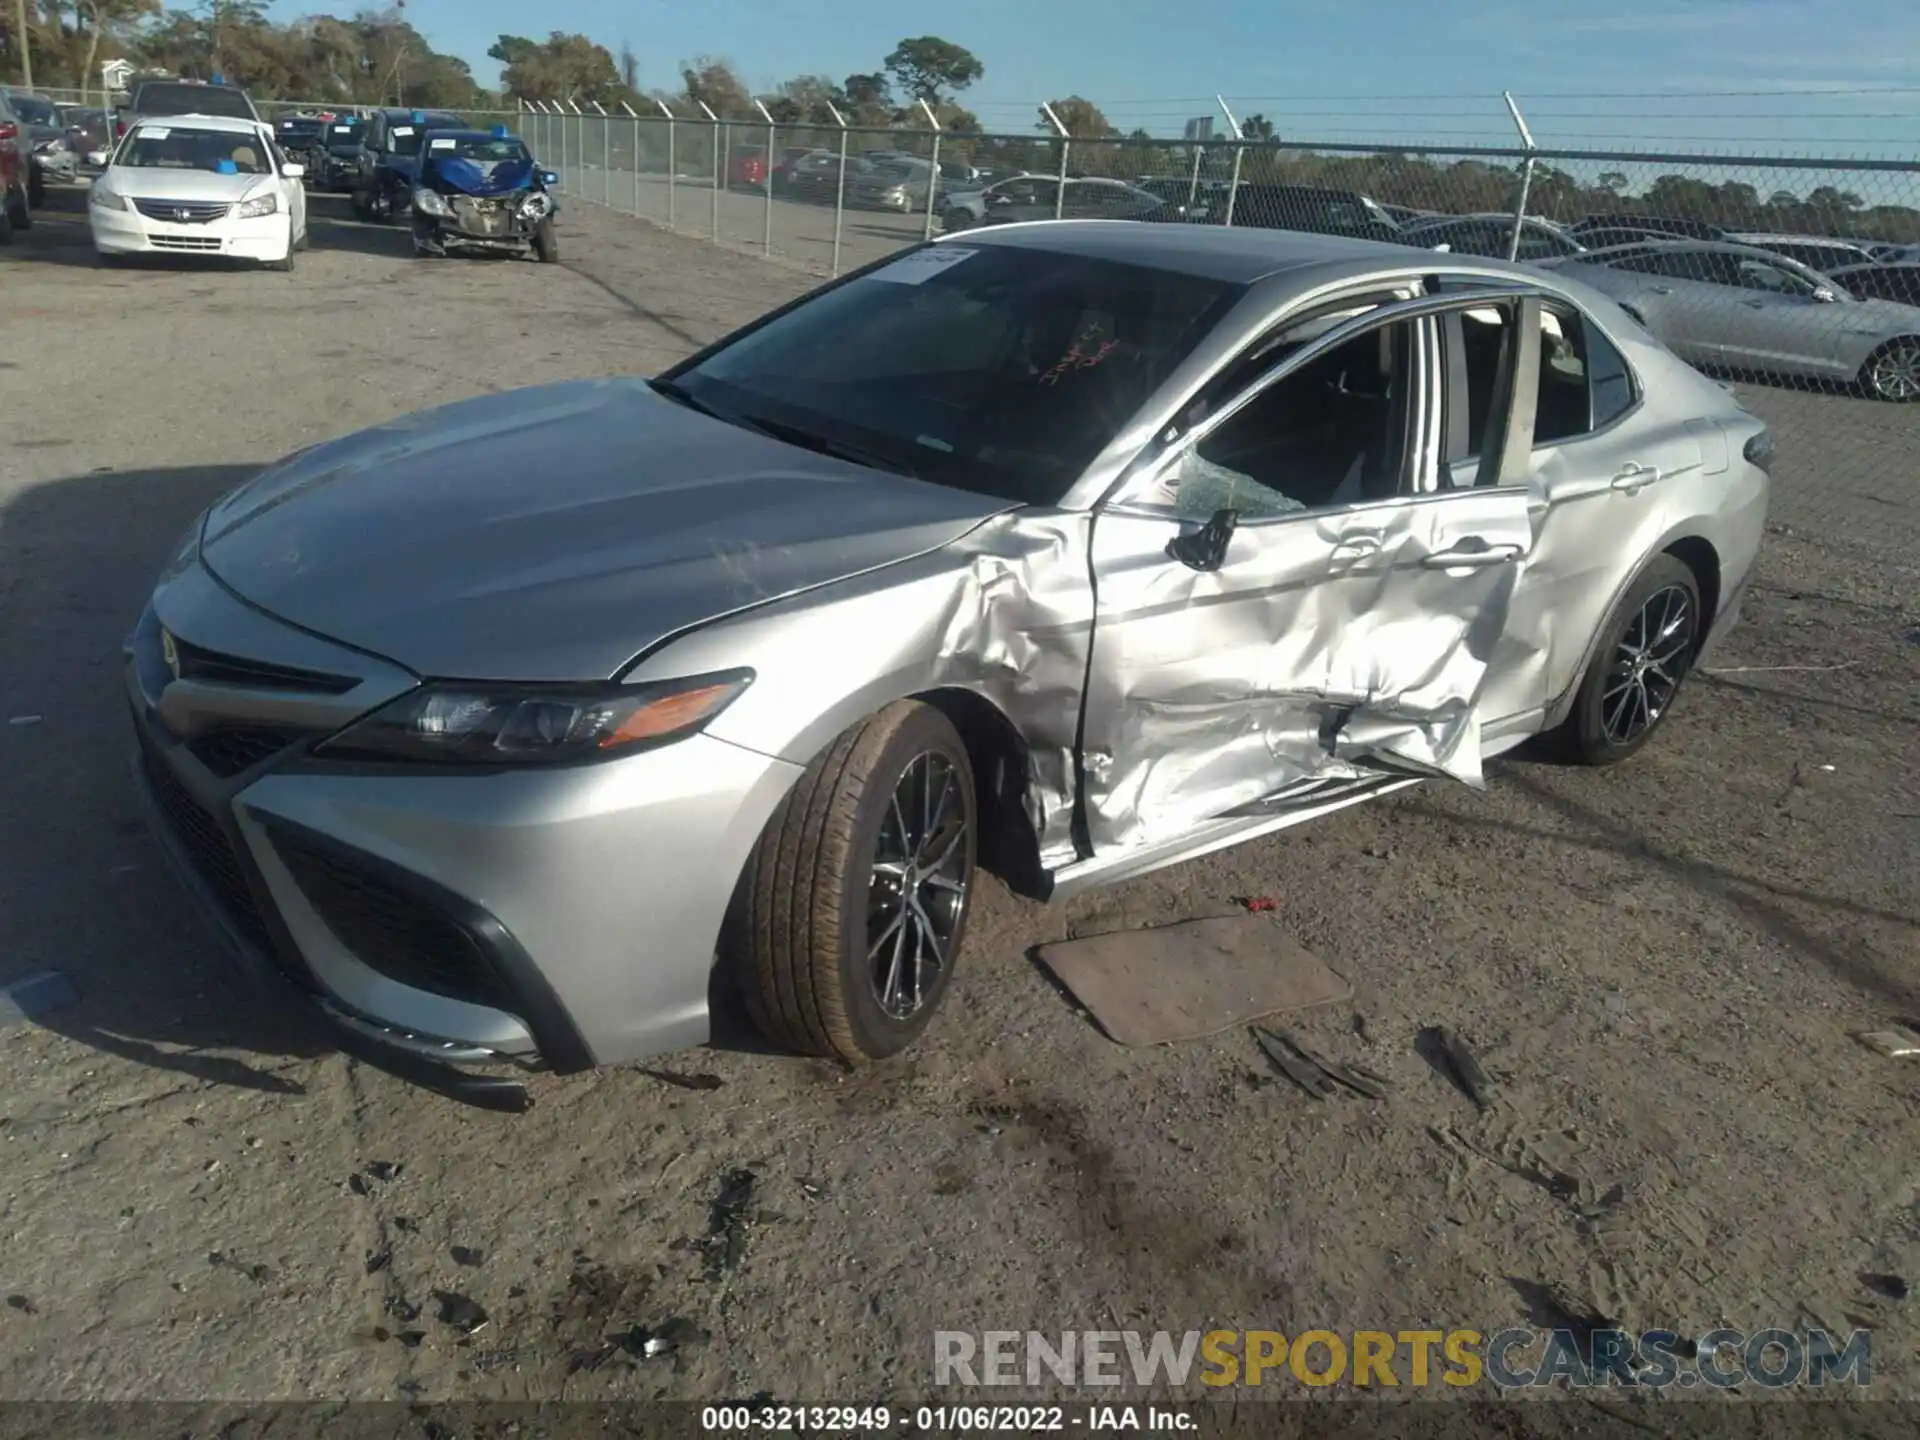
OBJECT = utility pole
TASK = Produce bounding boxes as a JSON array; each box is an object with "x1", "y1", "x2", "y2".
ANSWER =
[{"x1": 14, "y1": 0, "x2": 33, "y2": 89}]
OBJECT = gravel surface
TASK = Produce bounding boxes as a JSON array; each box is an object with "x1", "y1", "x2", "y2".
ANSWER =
[{"x1": 1, "y1": 186, "x2": 1916, "y2": 1407}]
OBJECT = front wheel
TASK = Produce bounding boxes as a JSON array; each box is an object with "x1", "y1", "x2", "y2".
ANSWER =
[
  {"x1": 1557, "y1": 553, "x2": 1701, "y2": 766},
  {"x1": 533, "y1": 217, "x2": 559, "y2": 263},
  {"x1": 1861, "y1": 338, "x2": 1920, "y2": 403},
  {"x1": 729, "y1": 700, "x2": 977, "y2": 1064}
]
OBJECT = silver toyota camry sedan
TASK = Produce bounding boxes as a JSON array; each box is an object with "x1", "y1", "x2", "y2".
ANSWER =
[{"x1": 128, "y1": 223, "x2": 1773, "y2": 1107}]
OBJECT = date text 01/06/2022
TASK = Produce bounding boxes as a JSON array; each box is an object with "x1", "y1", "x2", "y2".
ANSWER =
[{"x1": 699, "y1": 1403, "x2": 1200, "y2": 1431}]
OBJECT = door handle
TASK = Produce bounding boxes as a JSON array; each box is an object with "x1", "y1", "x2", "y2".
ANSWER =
[
  {"x1": 1611, "y1": 463, "x2": 1660, "y2": 492},
  {"x1": 1741, "y1": 297, "x2": 1767, "y2": 307},
  {"x1": 1649, "y1": 285, "x2": 1673, "y2": 295},
  {"x1": 1421, "y1": 541, "x2": 1523, "y2": 569}
]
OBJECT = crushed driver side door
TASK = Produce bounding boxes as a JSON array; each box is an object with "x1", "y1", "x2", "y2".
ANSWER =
[{"x1": 1077, "y1": 292, "x2": 1545, "y2": 853}]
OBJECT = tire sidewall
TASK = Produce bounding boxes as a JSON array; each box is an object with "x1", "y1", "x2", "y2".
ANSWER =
[
  {"x1": 1571, "y1": 555, "x2": 1701, "y2": 763},
  {"x1": 831, "y1": 706, "x2": 977, "y2": 1059}
]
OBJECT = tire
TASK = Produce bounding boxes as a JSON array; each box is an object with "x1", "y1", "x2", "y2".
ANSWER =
[
  {"x1": 268, "y1": 250, "x2": 294, "y2": 273},
  {"x1": 1557, "y1": 553, "x2": 1702, "y2": 766},
  {"x1": 0, "y1": 204, "x2": 11, "y2": 246},
  {"x1": 940, "y1": 208, "x2": 972, "y2": 234},
  {"x1": 5, "y1": 182, "x2": 29, "y2": 231},
  {"x1": 1860, "y1": 338, "x2": 1920, "y2": 403},
  {"x1": 730, "y1": 700, "x2": 978, "y2": 1064},
  {"x1": 293, "y1": 222, "x2": 310, "y2": 253},
  {"x1": 533, "y1": 217, "x2": 559, "y2": 264},
  {"x1": 27, "y1": 165, "x2": 44, "y2": 208}
]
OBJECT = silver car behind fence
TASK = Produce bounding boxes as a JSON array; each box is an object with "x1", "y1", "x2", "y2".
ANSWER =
[{"x1": 127, "y1": 225, "x2": 1772, "y2": 1109}]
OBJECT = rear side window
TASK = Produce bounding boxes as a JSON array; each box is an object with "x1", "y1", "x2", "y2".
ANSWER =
[{"x1": 1444, "y1": 301, "x2": 1637, "y2": 460}]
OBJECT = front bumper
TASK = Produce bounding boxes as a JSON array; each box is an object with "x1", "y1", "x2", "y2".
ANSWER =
[
  {"x1": 126, "y1": 565, "x2": 803, "y2": 1104},
  {"x1": 91, "y1": 203, "x2": 291, "y2": 261}
]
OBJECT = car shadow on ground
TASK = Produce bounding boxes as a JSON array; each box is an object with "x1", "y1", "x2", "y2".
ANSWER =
[{"x1": 1, "y1": 464, "x2": 332, "y2": 1093}]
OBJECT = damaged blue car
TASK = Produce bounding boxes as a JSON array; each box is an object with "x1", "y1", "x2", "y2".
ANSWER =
[{"x1": 409, "y1": 125, "x2": 561, "y2": 263}]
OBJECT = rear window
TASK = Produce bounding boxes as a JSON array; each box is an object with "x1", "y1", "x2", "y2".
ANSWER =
[
  {"x1": 133, "y1": 83, "x2": 256, "y2": 120},
  {"x1": 11, "y1": 94, "x2": 58, "y2": 125}
]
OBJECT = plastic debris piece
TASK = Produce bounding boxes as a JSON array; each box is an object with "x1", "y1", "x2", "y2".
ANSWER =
[
  {"x1": 640, "y1": 1068, "x2": 725, "y2": 1091},
  {"x1": 1265, "y1": 1026, "x2": 1390, "y2": 1099},
  {"x1": 472, "y1": 1347, "x2": 520, "y2": 1373},
  {"x1": 695, "y1": 1169, "x2": 759, "y2": 1278},
  {"x1": 0, "y1": 971, "x2": 80, "y2": 1025},
  {"x1": 1436, "y1": 1026, "x2": 1495, "y2": 1109},
  {"x1": 1252, "y1": 1027, "x2": 1336, "y2": 1099},
  {"x1": 1855, "y1": 1027, "x2": 1920, "y2": 1059},
  {"x1": 365, "y1": 1246, "x2": 392, "y2": 1274},
  {"x1": 1861, "y1": 1273, "x2": 1910, "y2": 1301},
  {"x1": 366, "y1": 1161, "x2": 402, "y2": 1182},
  {"x1": 5, "y1": 1294, "x2": 35, "y2": 1315},
  {"x1": 1236, "y1": 895, "x2": 1279, "y2": 913},
  {"x1": 451, "y1": 1245, "x2": 485, "y2": 1268},
  {"x1": 434, "y1": 1289, "x2": 489, "y2": 1334},
  {"x1": 348, "y1": 1173, "x2": 369, "y2": 1197}
]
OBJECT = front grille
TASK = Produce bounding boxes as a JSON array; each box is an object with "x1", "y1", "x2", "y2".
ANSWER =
[
  {"x1": 150, "y1": 236, "x2": 222, "y2": 251},
  {"x1": 187, "y1": 725, "x2": 309, "y2": 779},
  {"x1": 451, "y1": 196, "x2": 512, "y2": 236},
  {"x1": 139, "y1": 738, "x2": 275, "y2": 956},
  {"x1": 274, "y1": 834, "x2": 513, "y2": 1011},
  {"x1": 171, "y1": 636, "x2": 357, "y2": 695},
  {"x1": 133, "y1": 198, "x2": 229, "y2": 224}
]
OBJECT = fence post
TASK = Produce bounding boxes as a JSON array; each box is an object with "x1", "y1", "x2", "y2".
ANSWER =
[
  {"x1": 623, "y1": 102, "x2": 639, "y2": 215},
  {"x1": 698, "y1": 101, "x2": 720, "y2": 244},
  {"x1": 1040, "y1": 101, "x2": 1070, "y2": 218},
  {"x1": 592, "y1": 102, "x2": 610, "y2": 205},
  {"x1": 1186, "y1": 145, "x2": 1203, "y2": 218},
  {"x1": 756, "y1": 100, "x2": 777, "y2": 258},
  {"x1": 1217, "y1": 96, "x2": 1244, "y2": 227},
  {"x1": 559, "y1": 104, "x2": 570, "y2": 194},
  {"x1": 660, "y1": 100, "x2": 677, "y2": 231},
  {"x1": 919, "y1": 98, "x2": 944, "y2": 241},
  {"x1": 1503, "y1": 90, "x2": 1538, "y2": 262},
  {"x1": 827, "y1": 102, "x2": 850, "y2": 277}
]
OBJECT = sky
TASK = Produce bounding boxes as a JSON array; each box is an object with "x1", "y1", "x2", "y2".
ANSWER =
[{"x1": 259, "y1": 0, "x2": 1920, "y2": 157}]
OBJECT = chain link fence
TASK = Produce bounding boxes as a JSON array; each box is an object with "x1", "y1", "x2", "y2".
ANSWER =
[{"x1": 517, "y1": 109, "x2": 1918, "y2": 570}]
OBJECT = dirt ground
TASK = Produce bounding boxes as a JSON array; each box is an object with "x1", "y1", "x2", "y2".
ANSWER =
[{"x1": 1, "y1": 187, "x2": 1916, "y2": 1414}]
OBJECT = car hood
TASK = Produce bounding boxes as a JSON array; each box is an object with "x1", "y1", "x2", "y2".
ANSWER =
[
  {"x1": 108, "y1": 167, "x2": 275, "y2": 201},
  {"x1": 197, "y1": 378, "x2": 1015, "y2": 682}
]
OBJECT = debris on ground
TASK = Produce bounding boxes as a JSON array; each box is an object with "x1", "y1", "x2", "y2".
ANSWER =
[
  {"x1": 796, "y1": 1177, "x2": 830, "y2": 1201},
  {"x1": 366, "y1": 1161, "x2": 402, "y2": 1183},
  {"x1": 1353, "y1": 1014, "x2": 1376, "y2": 1047},
  {"x1": 433, "y1": 1290, "x2": 489, "y2": 1334},
  {"x1": 471, "y1": 1347, "x2": 521, "y2": 1373},
  {"x1": 1861, "y1": 1273, "x2": 1911, "y2": 1301},
  {"x1": 0, "y1": 971, "x2": 80, "y2": 1026},
  {"x1": 692, "y1": 1168, "x2": 760, "y2": 1279},
  {"x1": 451, "y1": 1245, "x2": 485, "y2": 1268},
  {"x1": 5, "y1": 1294, "x2": 35, "y2": 1315},
  {"x1": 348, "y1": 1173, "x2": 369, "y2": 1197},
  {"x1": 1252, "y1": 1026, "x2": 1389, "y2": 1100},
  {"x1": 365, "y1": 1246, "x2": 392, "y2": 1275},
  {"x1": 1854, "y1": 1027, "x2": 1920, "y2": 1059},
  {"x1": 385, "y1": 1296, "x2": 421, "y2": 1322},
  {"x1": 640, "y1": 1068, "x2": 725, "y2": 1091},
  {"x1": 1427, "y1": 1026, "x2": 1496, "y2": 1110},
  {"x1": 207, "y1": 1252, "x2": 273, "y2": 1284},
  {"x1": 1236, "y1": 895, "x2": 1279, "y2": 913}
]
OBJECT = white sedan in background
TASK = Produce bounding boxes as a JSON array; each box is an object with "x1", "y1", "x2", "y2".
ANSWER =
[{"x1": 89, "y1": 112, "x2": 308, "y2": 269}]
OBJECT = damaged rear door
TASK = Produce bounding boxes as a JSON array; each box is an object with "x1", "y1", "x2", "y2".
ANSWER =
[{"x1": 1077, "y1": 292, "x2": 1545, "y2": 852}]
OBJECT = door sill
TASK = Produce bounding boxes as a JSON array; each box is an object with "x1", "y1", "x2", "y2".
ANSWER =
[{"x1": 1047, "y1": 774, "x2": 1424, "y2": 902}]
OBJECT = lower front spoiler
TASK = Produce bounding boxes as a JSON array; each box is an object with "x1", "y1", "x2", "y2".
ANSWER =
[{"x1": 128, "y1": 752, "x2": 539, "y2": 1113}]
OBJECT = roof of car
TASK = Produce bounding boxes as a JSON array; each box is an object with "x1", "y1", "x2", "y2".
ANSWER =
[
  {"x1": 125, "y1": 112, "x2": 265, "y2": 135},
  {"x1": 1828, "y1": 260, "x2": 1920, "y2": 274},
  {"x1": 944, "y1": 220, "x2": 1509, "y2": 284},
  {"x1": 422, "y1": 128, "x2": 519, "y2": 142},
  {"x1": 1729, "y1": 232, "x2": 1871, "y2": 246}
]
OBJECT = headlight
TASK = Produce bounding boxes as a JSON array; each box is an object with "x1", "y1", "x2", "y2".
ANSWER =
[
  {"x1": 236, "y1": 192, "x2": 278, "y2": 218},
  {"x1": 413, "y1": 188, "x2": 452, "y2": 217},
  {"x1": 518, "y1": 192, "x2": 553, "y2": 221},
  {"x1": 315, "y1": 670, "x2": 754, "y2": 766},
  {"x1": 89, "y1": 183, "x2": 126, "y2": 210}
]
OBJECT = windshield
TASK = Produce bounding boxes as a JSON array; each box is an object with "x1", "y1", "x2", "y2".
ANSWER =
[
  {"x1": 426, "y1": 136, "x2": 531, "y2": 165},
  {"x1": 385, "y1": 119, "x2": 460, "y2": 155},
  {"x1": 116, "y1": 124, "x2": 271, "y2": 175},
  {"x1": 134, "y1": 83, "x2": 254, "y2": 120},
  {"x1": 667, "y1": 245, "x2": 1239, "y2": 505},
  {"x1": 12, "y1": 95, "x2": 57, "y2": 125},
  {"x1": 324, "y1": 121, "x2": 365, "y2": 150}
]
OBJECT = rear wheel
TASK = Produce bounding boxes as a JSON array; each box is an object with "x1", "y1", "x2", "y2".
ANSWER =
[
  {"x1": 730, "y1": 700, "x2": 977, "y2": 1064},
  {"x1": 1861, "y1": 338, "x2": 1920, "y2": 403},
  {"x1": 5, "y1": 182, "x2": 30, "y2": 231},
  {"x1": 27, "y1": 165, "x2": 45, "y2": 208},
  {"x1": 533, "y1": 218, "x2": 559, "y2": 263},
  {"x1": 1558, "y1": 553, "x2": 1701, "y2": 766}
]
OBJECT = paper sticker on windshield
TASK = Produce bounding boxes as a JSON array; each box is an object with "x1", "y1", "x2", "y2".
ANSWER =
[
  {"x1": 333, "y1": 125, "x2": 354, "y2": 133},
  {"x1": 429, "y1": 138, "x2": 457, "y2": 150},
  {"x1": 391, "y1": 125, "x2": 414, "y2": 138},
  {"x1": 871, "y1": 246, "x2": 977, "y2": 285},
  {"x1": 141, "y1": 126, "x2": 171, "y2": 140}
]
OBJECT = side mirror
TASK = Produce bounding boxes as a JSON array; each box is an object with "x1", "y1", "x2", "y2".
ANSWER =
[
  {"x1": 283, "y1": 162, "x2": 304, "y2": 178},
  {"x1": 540, "y1": 170, "x2": 560, "y2": 186},
  {"x1": 1167, "y1": 508, "x2": 1239, "y2": 573},
  {"x1": 1812, "y1": 285, "x2": 1838, "y2": 303}
]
